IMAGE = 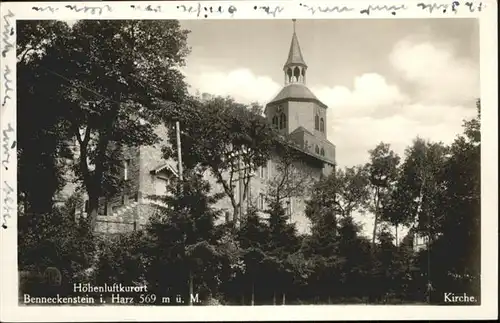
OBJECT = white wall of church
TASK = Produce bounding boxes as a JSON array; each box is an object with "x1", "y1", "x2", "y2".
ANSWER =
[{"x1": 287, "y1": 101, "x2": 315, "y2": 134}]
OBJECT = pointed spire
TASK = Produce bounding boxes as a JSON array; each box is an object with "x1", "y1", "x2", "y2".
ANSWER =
[{"x1": 284, "y1": 19, "x2": 307, "y2": 68}]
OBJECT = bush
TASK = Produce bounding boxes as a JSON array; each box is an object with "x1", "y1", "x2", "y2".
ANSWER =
[
  {"x1": 94, "y1": 230, "x2": 148, "y2": 287},
  {"x1": 18, "y1": 205, "x2": 96, "y2": 296}
]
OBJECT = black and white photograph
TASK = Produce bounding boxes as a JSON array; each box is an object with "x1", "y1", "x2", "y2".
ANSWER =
[{"x1": 0, "y1": 1, "x2": 498, "y2": 321}]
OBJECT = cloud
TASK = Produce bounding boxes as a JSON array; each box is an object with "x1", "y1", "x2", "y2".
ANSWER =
[
  {"x1": 312, "y1": 73, "x2": 409, "y2": 121},
  {"x1": 309, "y1": 38, "x2": 478, "y2": 167},
  {"x1": 389, "y1": 39, "x2": 479, "y2": 104},
  {"x1": 183, "y1": 66, "x2": 281, "y2": 105}
]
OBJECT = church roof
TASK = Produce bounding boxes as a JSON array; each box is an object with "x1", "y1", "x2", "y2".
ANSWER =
[
  {"x1": 284, "y1": 32, "x2": 307, "y2": 68},
  {"x1": 267, "y1": 83, "x2": 327, "y2": 108},
  {"x1": 290, "y1": 126, "x2": 314, "y2": 137},
  {"x1": 150, "y1": 160, "x2": 178, "y2": 178},
  {"x1": 276, "y1": 136, "x2": 336, "y2": 167}
]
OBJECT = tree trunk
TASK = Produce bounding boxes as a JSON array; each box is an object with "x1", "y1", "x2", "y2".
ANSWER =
[
  {"x1": 272, "y1": 290, "x2": 276, "y2": 305},
  {"x1": 188, "y1": 270, "x2": 193, "y2": 306},
  {"x1": 372, "y1": 213, "x2": 379, "y2": 247},
  {"x1": 251, "y1": 280, "x2": 255, "y2": 306},
  {"x1": 87, "y1": 193, "x2": 99, "y2": 232},
  {"x1": 371, "y1": 187, "x2": 380, "y2": 248},
  {"x1": 395, "y1": 223, "x2": 399, "y2": 247},
  {"x1": 282, "y1": 292, "x2": 286, "y2": 305},
  {"x1": 232, "y1": 205, "x2": 239, "y2": 228}
]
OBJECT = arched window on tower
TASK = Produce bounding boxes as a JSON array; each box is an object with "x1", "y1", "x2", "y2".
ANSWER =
[
  {"x1": 272, "y1": 115, "x2": 279, "y2": 129},
  {"x1": 287, "y1": 68, "x2": 293, "y2": 83},
  {"x1": 293, "y1": 67, "x2": 301, "y2": 82},
  {"x1": 320, "y1": 147, "x2": 325, "y2": 156},
  {"x1": 279, "y1": 113, "x2": 287, "y2": 130},
  {"x1": 315, "y1": 145, "x2": 320, "y2": 154},
  {"x1": 320, "y1": 118, "x2": 325, "y2": 132},
  {"x1": 315, "y1": 114, "x2": 319, "y2": 130}
]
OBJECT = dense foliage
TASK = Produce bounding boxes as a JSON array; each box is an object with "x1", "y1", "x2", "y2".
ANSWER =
[{"x1": 17, "y1": 20, "x2": 481, "y2": 305}]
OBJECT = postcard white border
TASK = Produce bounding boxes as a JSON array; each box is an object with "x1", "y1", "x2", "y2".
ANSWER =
[{"x1": 1, "y1": 0, "x2": 498, "y2": 321}]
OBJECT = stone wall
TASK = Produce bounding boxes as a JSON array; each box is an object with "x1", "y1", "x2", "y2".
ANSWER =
[
  {"x1": 137, "y1": 124, "x2": 173, "y2": 225},
  {"x1": 138, "y1": 125, "x2": 171, "y2": 196}
]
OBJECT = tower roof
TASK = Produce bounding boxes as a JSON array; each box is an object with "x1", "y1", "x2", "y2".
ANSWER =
[
  {"x1": 267, "y1": 83, "x2": 327, "y2": 108},
  {"x1": 284, "y1": 20, "x2": 307, "y2": 68}
]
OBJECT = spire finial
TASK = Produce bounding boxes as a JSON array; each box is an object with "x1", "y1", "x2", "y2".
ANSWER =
[{"x1": 292, "y1": 19, "x2": 296, "y2": 33}]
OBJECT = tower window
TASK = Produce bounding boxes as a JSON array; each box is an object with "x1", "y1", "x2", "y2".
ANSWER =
[
  {"x1": 272, "y1": 115, "x2": 279, "y2": 129},
  {"x1": 315, "y1": 114, "x2": 319, "y2": 130},
  {"x1": 259, "y1": 165, "x2": 267, "y2": 178},
  {"x1": 320, "y1": 118, "x2": 325, "y2": 132},
  {"x1": 287, "y1": 68, "x2": 293, "y2": 83},
  {"x1": 315, "y1": 145, "x2": 320, "y2": 154},
  {"x1": 246, "y1": 185, "x2": 252, "y2": 204},
  {"x1": 320, "y1": 147, "x2": 325, "y2": 156},
  {"x1": 279, "y1": 113, "x2": 287, "y2": 130},
  {"x1": 124, "y1": 159, "x2": 130, "y2": 180},
  {"x1": 293, "y1": 67, "x2": 300, "y2": 82},
  {"x1": 258, "y1": 193, "x2": 265, "y2": 210},
  {"x1": 104, "y1": 200, "x2": 109, "y2": 216}
]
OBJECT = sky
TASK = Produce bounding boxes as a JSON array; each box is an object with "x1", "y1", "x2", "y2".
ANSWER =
[{"x1": 179, "y1": 18, "x2": 480, "y2": 168}]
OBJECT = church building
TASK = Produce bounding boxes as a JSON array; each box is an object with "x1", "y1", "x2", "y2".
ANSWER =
[
  {"x1": 72, "y1": 20, "x2": 336, "y2": 234},
  {"x1": 266, "y1": 20, "x2": 335, "y2": 167}
]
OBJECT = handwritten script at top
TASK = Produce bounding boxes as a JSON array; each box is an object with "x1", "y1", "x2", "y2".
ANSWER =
[
  {"x1": 31, "y1": 4, "x2": 112, "y2": 15},
  {"x1": 176, "y1": 3, "x2": 237, "y2": 18},
  {"x1": 360, "y1": 4, "x2": 407, "y2": 15},
  {"x1": 26, "y1": 1, "x2": 487, "y2": 18},
  {"x1": 254, "y1": 5, "x2": 284, "y2": 17},
  {"x1": 299, "y1": 3, "x2": 354, "y2": 14},
  {"x1": 417, "y1": 1, "x2": 483, "y2": 13}
]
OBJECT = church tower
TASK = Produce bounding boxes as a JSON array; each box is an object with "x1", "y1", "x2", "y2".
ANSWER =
[
  {"x1": 265, "y1": 20, "x2": 336, "y2": 171},
  {"x1": 284, "y1": 19, "x2": 307, "y2": 85}
]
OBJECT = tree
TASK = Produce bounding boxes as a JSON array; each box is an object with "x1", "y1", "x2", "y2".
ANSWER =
[
  {"x1": 263, "y1": 200, "x2": 301, "y2": 305},
  {"x1": 335, "y1": 216, "x2": 372, "y2": 302},
  {"x1": 17, "y1": 21, "x2": 75, "y2": 215},
  {"x1": 306, "y1": 166, "x2": 369, "y2": 237},
  {"x1": 18, "y1": 20, "x2": 191, "y2": 230},
  {"x1": 18, "y1": 192, "x2": 95, "y2": 296},
  {"x1": 381, "y1": 138, "x2": 449, "y2": 246},
  {"x1": 265, "y1": 140, "x2": 316, "y2": 206},
  {"x1": 365, "y1": 143, "x2": 400, "y2": 247},
  {"x1": 423, "y1": 100, "x2": 481, "y2": 300},
  {"x1": 162, "y1": 96, "x2": 275, "y2": 225},
  {"x1": 303, "y1": 167, "x2": 371, "y2": 303},
  {"x1": 236, "y1": 206, "x2": 270, "y2": 305},
  {"x1": 395, "y1": 231, "x2": 421, "y2": 302},
  {"x1": 370, "y1": 226, "x2": 410, "y2": 303},
  {"x1": 140, "y1": 171, "x2": 230, "y2": 304}
]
